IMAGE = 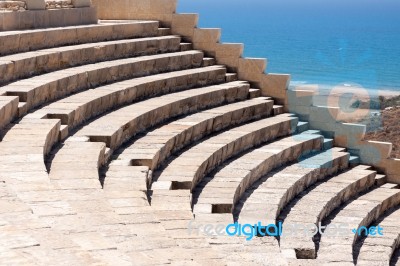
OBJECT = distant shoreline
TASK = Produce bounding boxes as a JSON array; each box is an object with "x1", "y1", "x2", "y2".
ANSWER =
[
  {"x1": 290, "y1": 84, "x2": 400, "y2": 109},
  {"x1": 290, "y1": 83, "x2": 400, "y2": 98}
]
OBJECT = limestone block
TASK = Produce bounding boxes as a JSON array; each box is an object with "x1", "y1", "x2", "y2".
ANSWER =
[
  {"x1": 19, "y1": 10, "x2": 35, "y2": 29},
  {"x1": 172, "y1": 26, "x2": 195, "y2": 40},
  {"x1": 308, "y1": 120, "x2": 337, "y2": 132},
  {"x1": 192, "y1": 42, "x2": 218, "y2": 57},
  {"x1": 337, "y1": 123, "x2": 366, "y2": 139},
  {"x1": 359, "y1": 141, "x2": 392, "y2": 162},
  {"x1": 64, "y1": 8, "x2": 81, "y2": 26},
  {"x1": 172, "y1": 13, "x2": 198, "y2": 28},
  {"x1": 26, "y1": 0, "x2": 46, "y2": 10},
  {"x1": 193, "y1": 28, "x2": 221, "y2": 44},
  {"x1": 260, "y1": 73, "x2": 290, "y2": 99},
  {"x1": 81, "y1": 6, "x2": 98, "y2": 24},
  {"x1": 72, "y1": 0, "x2": 91, "y2": 7},
  {"x1": 48, "y1": 9, "x2": 65, "y2": 27},
  {"x1": 287, "y1": 89, "x2": 314, "y2": 108},
  {"x1": 333, "y1": 123, "x2": 365, "y2": 149},
  {"x1": 215, "y1": 43, "x2": 243, "y2": 58},
  {"x1": 309, "y1": 106, "x2": 340, "y2": 123},
  {"x1": 33, "y1": 10, "x2": 49, "y2": 28},
  {"x1": 387, "y1": 174, "x2": 400, "y2": 184},
  {"x1": 237, "y1": 57, "x2": 266, "y2": 82},
  {"x1": 0, "y1": 96, "x2": 19, "y2": 128},
  {"x1": 149, "y1": 0, "x2": 176, "y2": 14},
  {"x1": 385, "y1": 159, "x2": 400, "y2": 177},
  {"x1": 1, "y1": 11, "x2": 20, "y2": 31}
]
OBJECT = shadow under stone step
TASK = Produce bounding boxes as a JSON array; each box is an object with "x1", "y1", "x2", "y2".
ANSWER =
[
  {"x1": 112, "y1": 97, "x2": 274, "y2": 171},
  {"x1": 192, "y1": 132, "x2": 324, "y2": 214},
  {"x1": 236, "y1": 147, "x2": 350, "y2": 225},
  {"x1": 0, "y1": 20, "x2": 160, "y2": 56},
  {"x1": 279, "y1": 165, "x2": 377, "y2": 259}
]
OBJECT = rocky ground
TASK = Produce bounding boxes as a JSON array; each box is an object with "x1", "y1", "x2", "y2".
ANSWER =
[
  {"x1": 0, "y1": 1, "x2": 25, "y2": 11},
  {"x1": 364, "y1": 96, "x2": 400, "y2": 158},
  {"x1": 0, "y1": 0, "x2": 73, "y2": 11}
]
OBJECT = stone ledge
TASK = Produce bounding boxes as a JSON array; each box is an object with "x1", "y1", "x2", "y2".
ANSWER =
[
  {"x1": 92, "y1": 0, "x2": 176, "y2": 27},
  {"x1": 0, "y1": 6, "x2": 97, "y2": 30}
]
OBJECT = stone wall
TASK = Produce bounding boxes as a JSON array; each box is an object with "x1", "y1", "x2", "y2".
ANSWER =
[
  {"x1": 0, "y1": 0, "x2": 97, "y2": 31},
  {"x1": 0, "y1": 7, "x2": 97, "y2": 30},
  {"x1": 288, "y1": 88, "x2": 400, "y2": 182},
  {"x1": 91, "y1": 0, "x2": 176, "y2": 26}
]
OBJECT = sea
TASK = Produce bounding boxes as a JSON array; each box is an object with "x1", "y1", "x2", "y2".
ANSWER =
[{"x1": 178, "y1": 0, "x2": 400, "y2": 93}]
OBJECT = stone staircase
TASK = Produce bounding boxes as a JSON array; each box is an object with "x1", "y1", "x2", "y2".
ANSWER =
[{"x1": 0, "y1": 17, "x2": 399, "y2": 266}]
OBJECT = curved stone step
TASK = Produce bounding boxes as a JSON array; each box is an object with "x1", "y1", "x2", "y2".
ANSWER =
[
  {"x1": 236, "y1": 148, "x2": 350, "y2": 225},
  {"x1": 50, "y1": 157, "x2": 223, "y2": 263},
  {"x1": 152, "y1": 114, "x2": 298, "y2": 199},
  {"x1": 47, "y1": 81, "x2": 250, "y2": 189},
  {"x1": 0, "y1": 36, "x2": 181, "y2": 85},
  {"x1": 357, "y1": 208, "x2": 400, "y2": 265},
  {"x1": 0, "y1": 50, "x2": 204, "y2": 111},
  {"x1": 112, "y1": 97, "x2": 274, "y2": 171},
  {"x1": 74, "y1": 81, "x2": 250, "y2": 150},
  {"x1": 48, "y1": 140, "x2": 106, "y2": 189},
  {"x1": 317, "y1": 187, "x2": 400, "y2": 264},
  {"x1": 31, "y1": 65, "x2": 226, "y2": 128},
  {"x1": 2, "y1": 68, "x2": 226, "y2": 190},
  {"x1": 2, "y1": 78, "x2": 242, "y2": 191},
  {"x1": 0, "y1": 20, "x2": 160, "y2": 56},
  {"x1": 103, "y1": 166, "x2": 224, "y2": 265},
  {"x1": 0, "y1": 117, "x2": 60, "y2": 195},
  {"x1": 1, "y1": 153, "x2": 208, "y2": 264},
  {"x1": 279, "y1": 165, "x2": 377, "y2": 259},
  {"x1": 0, "y1": 96, "x2": 19, "y2": 128},
  {"x1": 0, "y1": 122, "x2": 217, "y2": 264},
  {"x1": 192, "y1": 133, "x2": 324, "y2": 215}
]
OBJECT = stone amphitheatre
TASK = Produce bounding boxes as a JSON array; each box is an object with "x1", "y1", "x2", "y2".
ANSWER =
[{"x1": 0, "y1": 0, "x2": 399, "y2": 265}]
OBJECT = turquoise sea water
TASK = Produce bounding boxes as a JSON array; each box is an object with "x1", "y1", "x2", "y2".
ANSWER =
[{"x1": 178, "y1": 0, "x2": 400, "y2": 92}]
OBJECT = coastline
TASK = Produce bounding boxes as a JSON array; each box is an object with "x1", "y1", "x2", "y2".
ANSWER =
[{"x1": 290, "y1": 83, "x2": 400, "y2": 108}]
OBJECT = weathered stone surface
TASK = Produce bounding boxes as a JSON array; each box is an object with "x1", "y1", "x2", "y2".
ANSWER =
[
  {"x1": 71, "y1": 0, "x2": 90, "y2": 7},
  {"x1": 279, "y1": 166, "x2": 376, "y2": 257},
  {"x1": 0, "y1": 36, "x2": 181, "y2": 85},
  {"x1": 238, "y1": 148, "x2": 349, "y2": 225},
  {"x1": 26, "y1": 0, "x2": 45, "y2": 10},
  {"x1": 0, "y1": 8, "x2": 394, "y2": 265},
  {"x1": 0, "y1": 21, "x2": 159, "y2": 56}
]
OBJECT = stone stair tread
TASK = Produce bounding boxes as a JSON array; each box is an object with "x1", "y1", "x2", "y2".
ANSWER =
[
  {"x1": 113, "y1": 97, "x2": 274, "y2": 170},
  {"x1": 153, "y1": 114, "x2": 298, "y2": 205},
  {"x1": 75, "y1": 81, "x2": 250, "y2": 149},
  {"x1": 0, "y1": 20, "x2": 160, "y2": 56},
  {"x1": 0, "y1": 50, "x2": 204, "y2": 111},
  {"x1": 279, "y1": 167, "x2": 377, "y2": 257},
  {"x1": 318, "y1": 187, "x2": 400, "y2": 263},
  {"x1": 192, "y1": 133, "x2": 324, "y2": 214},
  {"x1": 0, "y1": 35, "x2": 181, "y2": 84},
  {"x1": 237, "y1": 148, "x2": 350, "y2": 224},
  {"x1": 0, "y1": 95, "x2": 19, "y2": 129},
  {"x1": 357, "y1": 208, "x2": 400, "y2": 264},
  {"x1": 31, "y1": 65, "x2": 226, "y2": 127}
]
